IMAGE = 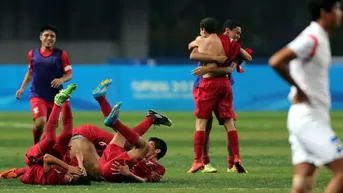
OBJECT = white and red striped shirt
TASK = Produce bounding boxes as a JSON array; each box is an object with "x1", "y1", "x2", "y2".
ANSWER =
[{"x1": 287, "y1": 21, "x2": 331, "y2": 110}]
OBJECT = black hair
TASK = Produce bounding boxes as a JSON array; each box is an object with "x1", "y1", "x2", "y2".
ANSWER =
[
  {"x1": 199, "y1": 17, "x2": 218, "y2": 34},
  {"x1": 67, "y1": 175, "x2": 91, "y2": 186},
  {"x1": 308, "y1": 0, "x2": 341, "y2": 21},
  {"x1": 149, "y1": 137, "x2": 167, "y2": 160},
  {"x1": 40, "y1": 24, "x2": 58, "y2": 34},
  {"x1": 222, "y1": 19, "x2": 242, "y2": 32}
]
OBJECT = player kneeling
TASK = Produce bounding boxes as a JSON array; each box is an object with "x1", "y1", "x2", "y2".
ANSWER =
[{"x1": 99, "y1": 102, "x2": 168, "y2": 183}]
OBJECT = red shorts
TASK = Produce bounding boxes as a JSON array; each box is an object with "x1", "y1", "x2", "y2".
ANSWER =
[
  {"x1": 99, "y1": 144, "x2": 135, "y2": 182},
  {"x1": 72, "y1": 124, "x2": 113, "y2": 150},
  {"x1": 192, "y1": 87, "x2": 198, "y2": 102},
  {"x1": 194, "y1": 77, "x2": 236, "y2": 122},
  {"x1": 30, "y1": 97, "x2": 54, "y2": 120}
]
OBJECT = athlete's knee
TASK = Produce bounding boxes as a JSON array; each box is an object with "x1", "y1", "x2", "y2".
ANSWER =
[
  {"x1": 223, "y1": 119, "x2": 236, "y2": 131},
  {"x1": 292, "y1": 175, "x2": 314, "y2": 193},
  {"x1": 34, "y1": 117, "x2": 46, "y2": 130},
  {"x1": 196, "y1": 118, "x2": 208, "y2": 131}
]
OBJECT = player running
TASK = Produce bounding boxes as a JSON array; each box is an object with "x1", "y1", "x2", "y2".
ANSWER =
[
  {"x1": 69, "y1": 79, "x2": 172, "y2": 181},
  {"x1": 187, "y1": 17, "x2": 246, "y2": 174},
  {"x1": 15, "y1": 25, "x2": 73, "y2": 144},
  {"x1": 1, "y1": 84, "x2": 90, "y2": 185},
  {"x1": 99, "y1": 101, "x2": 170, "y2": 183},
  {"x1": 269, "y1": 0, "x2": 343, "y2": 192}
]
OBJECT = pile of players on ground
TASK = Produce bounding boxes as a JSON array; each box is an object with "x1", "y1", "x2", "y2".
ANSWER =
[{"x1": 0, "y1": 79, "x2": 172, "y2": 185}]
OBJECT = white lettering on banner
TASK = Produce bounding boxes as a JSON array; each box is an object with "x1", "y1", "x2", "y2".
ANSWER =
[{"x1": 130, "y1": 80, "x2": 193, "y2": 99}]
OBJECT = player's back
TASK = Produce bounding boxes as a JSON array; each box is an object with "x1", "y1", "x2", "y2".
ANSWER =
[
  {"x1": 288, "y1": 22, "x2": 331, "y2": 110},
  {"x1": 199, "y1": 35, "x2": 226, "y2": 78}
]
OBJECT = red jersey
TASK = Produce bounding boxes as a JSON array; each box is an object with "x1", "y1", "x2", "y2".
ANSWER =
[
  {"x1": 131, "y1": 160, "x2": 166, "y2": 182},
  {"x1": 219, "y1": 34, "x2": 241, "y2": 66},
  {"x1": 20, "y1": 165, "x2": 66, "y2": 185},
  {"x1": 73, "y1": 124, "x2": 113, "y2": 155}
]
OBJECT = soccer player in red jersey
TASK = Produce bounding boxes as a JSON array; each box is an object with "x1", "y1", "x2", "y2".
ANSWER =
[
  {"x1": 68, "y1": 79, "x2": 172, "y2": 181},
  {"x1": 1, "y1": 85, "x2": 90, "y2": 185},
  {"x1": 186, "y1": 17, "x2": 248, "y2": 174},
  {"x1": 15, "y1": 24, "x2": 73, "y2": 145},
  {"x1": 190, "y1": 19, "x2": 253, "y2": 173},
  {"x1": 99, "y1": 101, "x2": 169, "y2": 183}
]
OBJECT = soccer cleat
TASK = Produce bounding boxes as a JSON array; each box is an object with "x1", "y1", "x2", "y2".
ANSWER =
[
  {"x1": 54, "y1": 84, "x2": 77, "y2": 106},
  {"x1": 92, "y1": 78, "x2": 113, "y2": 99},
  {"x1": 0, "y1": 168, "x2": 18, "y2": 179},
  {"x1": 234, "y1": 158, "x2": 248, "y2": 173},
  {"x1": 147, "y1": 109, "x2": 172, "y2": 127},
  {"x1": 227, "y1": 167, "x2": 236, "y2": 173},
  {"x1": 187, "y1": 160, "x2": 204, "y2": 173},
  {"x1": 201, "y1": 164, "x2": 217, "y2": 173},
  {"x1": 104, "y1": 101, "x2": 122, "y2": 127}
]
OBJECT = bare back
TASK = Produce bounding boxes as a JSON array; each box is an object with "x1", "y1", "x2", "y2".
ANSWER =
[{"x1": 198, "y1": 34, "x2": 226, "y2": 78}]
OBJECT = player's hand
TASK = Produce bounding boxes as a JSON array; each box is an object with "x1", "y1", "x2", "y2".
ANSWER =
[
  {"x1": 215, "y1": 56, "x2": 228, "y2": 64},
  {"x1": 78, "y1": 166, "x2": 87, "y2": 176},
  {"x1": 151, "y1": 171, "x2": 161, "y2": 182},
  {"x1": 294, "y1": 88, "x2": 311, "y2": 105},
  {"x1": 111, "y1": 161, "x2": 130, "y2": 176},
  {"x1": 192, "y1": 66, "x2": 209, "y2": 76},
  {"x1": 51, "y1": 78, "x2": 63, "y2": 88},
  {"x1": 15, "y1": 88, "x2": 24, "y2": 99},
  {"x1": 67, "y1": 166, "x2": 82, "y2": 176}
]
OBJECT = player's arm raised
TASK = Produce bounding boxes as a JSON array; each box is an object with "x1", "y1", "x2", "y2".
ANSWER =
[
  {"x1": 43, "y1": 154, "x2": 82, "y2": 175},
  {"x1": 269, "y1": 35, "x2": 315, "y2": 103}
]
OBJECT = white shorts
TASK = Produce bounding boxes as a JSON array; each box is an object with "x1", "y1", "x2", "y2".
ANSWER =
[{"x1": 287, "y1": 103, "x2": 343, "y2": 167}]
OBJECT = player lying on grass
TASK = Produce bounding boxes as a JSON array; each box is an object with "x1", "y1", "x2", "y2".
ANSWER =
[
  {"x1": 1, "y1": 85, "x2": 90, "y2": 185},
  {"x1": 99, "y1": 101, "x2": 169, "y2": 183},
  {"x1": 68, "y1": 79, "x2": 172, "y2": 181}
]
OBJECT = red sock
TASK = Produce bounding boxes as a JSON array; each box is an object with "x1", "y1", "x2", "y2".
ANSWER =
[
  {"x1": 202, "y1": 132, "x2": 211, "y2": 164},
  {"x1": 32, "y1": 127, "x2": 43, "y2": 144},
  {"x1": 37, "y1": 104, "x2": 61, "y2": 153},
  {"x1": 57, "y1": 102, "x2": 73, "y2": 146},
  {"x1": 97, "y1": 96, "x2": 112, "y2": 118},
  {"x1": 194, "y1": 131, "x2": 206, "y2": 161},
  {"x1": 227, "y1": 130, "x2": 240, "y2": 159},
  {"x1": 15, "y1": 167, "x2": 28, "y2": 176},
  {"x1": 112, "y1": 121, "x2": 140, "y2": 146},
  {"x1": 132, "y1": 117, "x2": 153, "y2": 136},
  {"x1": 227, "y1": 156, "x2": 234, "y2": 168}
]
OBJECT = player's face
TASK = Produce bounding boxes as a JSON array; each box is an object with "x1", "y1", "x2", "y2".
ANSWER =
[
  {"x1": 200, "y1": 28, "x2": 206, "y2": 37},
  {"x1": 40, "y1": 30, "x2": 56, "y2": 49},
  {"x1": 146, "y1": 141, "x2": 161, "y2": 158},
  {"x1": 331, "y1": 2, "x2": 342, "y2": 27},
  {"x1": 230, "y1": 27, "x2": 241, "y2": 41}
]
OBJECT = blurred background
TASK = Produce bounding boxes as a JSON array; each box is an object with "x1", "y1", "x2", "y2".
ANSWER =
[{"x1": 1, "y1": 0, "x2": 343, "y2": 112}]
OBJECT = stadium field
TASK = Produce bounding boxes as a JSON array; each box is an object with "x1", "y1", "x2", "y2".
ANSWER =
[{"x1": 1, "y1": 111, "x2": 342, "y2": 193}]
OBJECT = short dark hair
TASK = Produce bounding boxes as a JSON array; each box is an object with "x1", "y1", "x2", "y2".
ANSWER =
[
  {"x1": 308, "y1": 0, "x2": 341, "y2": 21},
  {"x1": 67, "y1": 175, "x2": 91, "y2": 186},
  {"x1": 40, "y1": 24, "x2": 58, "y2": 34},
  {"x1": 149, "y1": 137, "x2": 167, "y2": 160},
  {"x1": 199, "y1": 17, "x2": 218, "y2": 34},
  {"x1": 222, "y1": 19, "x2": 242, "y2": 32}
]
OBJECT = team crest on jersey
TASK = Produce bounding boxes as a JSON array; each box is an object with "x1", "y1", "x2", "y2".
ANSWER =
[
  {"x1": 99, "y1": 141, "x2": 107, "y2": 147},
  {"x1": 331, "y1": 136, "x2": 343, "y2": 153}
]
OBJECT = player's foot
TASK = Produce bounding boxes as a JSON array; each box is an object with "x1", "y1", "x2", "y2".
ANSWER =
[
  {"x1": 234, "y1": 158, "x2": 247, "y2": 173},
  {"x1": 147, "y1": 109, "x2": 172, "y2": 127},
  {"x1": 54, "y1": 84, "x2": 77, "y2": 106},
  {"x1": 187, "y1": 160, "x2": 204, "y2": 173},
  {"x1": 104, "y1": 101, "x2": 122, "y2": 127},
  {"x1": 92, "y1": 78, "x2": 113, "y2": 99},
  {"x1": 201, "y1": 164, "x2": 217, "y2": 173},
  {"x1": 0, "y1": 168, "x2": 18, "y2": 179},
  {"x1": 227, "y1": 167, "x2": 236, "y2": 173}
]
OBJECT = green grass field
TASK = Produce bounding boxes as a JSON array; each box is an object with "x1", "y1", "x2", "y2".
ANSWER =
[{"x1": 1, "y1": 111, "x2": 343, "y2": 193}]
